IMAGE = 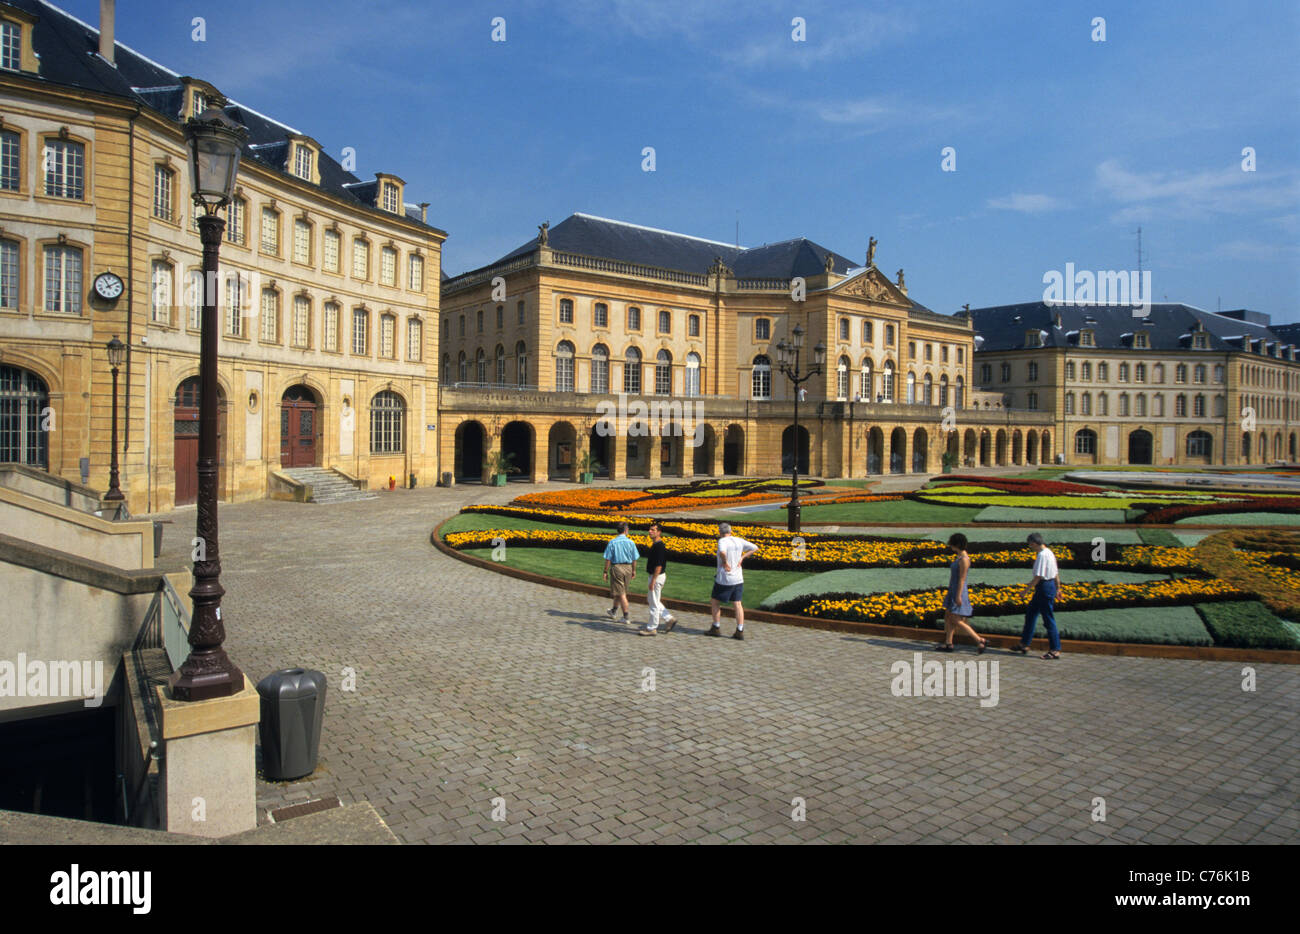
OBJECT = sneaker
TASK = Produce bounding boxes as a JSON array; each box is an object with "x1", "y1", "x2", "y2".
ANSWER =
[
  {"x1": 732, "y1": 629, "x2": 745, "y2": 641},
  {"x1": 605, "y1": 607, "x2": 618, "y2": 620},
  {"x1": 661, "y1": 617, "x2": 677, "y2": 634},
  {"x1": 705, "y1": 625, "x2": 721, "y2": 637},
  {"x1": 638, "y1": 627, "x2": 658, "y2": 637},
  {"x1": 661, "y1": 614, "x2": 676, "y2": 625},
  {"x1": 622, "y1": 616, "x2": 633, "y2": 626}
]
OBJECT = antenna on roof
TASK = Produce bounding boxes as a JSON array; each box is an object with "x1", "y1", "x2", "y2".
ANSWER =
[{"x1": 1135, "y1": 226, "x2": 1146, "y2": 281}]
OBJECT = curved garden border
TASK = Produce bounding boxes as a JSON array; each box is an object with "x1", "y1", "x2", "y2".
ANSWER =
[{"x1": 430, "y1": 517, "x2": 1300, "y2": 665}]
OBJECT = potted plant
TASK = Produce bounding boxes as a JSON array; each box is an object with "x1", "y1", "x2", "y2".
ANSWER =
[
  {"x1": 576, "y1": 451, "x2": 600, "y2": 484},
  {"x1": 483, "y1": 450, "x2": 517, "y2": 486},
  {"x1": 941, "y1": 451, "x2": 958, "y2": 474}
]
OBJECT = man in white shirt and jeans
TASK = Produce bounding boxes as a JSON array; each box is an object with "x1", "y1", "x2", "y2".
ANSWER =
[
  {"x1": 708, "y1": 523, "x2": 758, "y2": 640},
  {"x1": 1013, "y1": 532, "x2": 1062, "y2": 659}
]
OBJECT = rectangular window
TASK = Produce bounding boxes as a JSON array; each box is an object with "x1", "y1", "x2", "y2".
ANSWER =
[
  {"x1": 352, "y1": 239, "x2": 369, "y2": 279},
  {"x1": 941, "y1": 345, "x2": 949, "y2": 363},
  {"x1": 495, "y1": 306, "x2": 503, "y2": 329},
  {"x1": 260, "y1": 208, "x2": 279, "y2": 254},
  {"x1": 407, "y1": 319, "x2": 422, "y2": 361},
  {"x1": 352, "y1": 308, "x2": 368, "y2": 355},
  {"x1": 323, "y1": 302, "x2": 339, "y2": 351},
  {"x1": 408, "y1": 254, "x2": 424, "y2": 291},
  {"x1": 44, "y1": 140, "x2": 85, "y2": 199},
  {"x1": 323, "y1": 229, "x2": 340, "y2": 272},
  {"x1": 43, "y1": 245, "x2": 82, "y2": 313},
  {"x1": 591, "y1": 356, "x2": 608, "y2": 394},
  {"x1": 224, "y1": 198, "x2": 245, "y2": 245},
  {"x1": 260, "y1": 290, "x2": 278, "y2": 342},
  {"x1": 909, "y1": 341, "x2": 917, "y2": 360},
  {"x1": 924, "y1": 344, "x2": 933, "y2": 361},
  {"x1": 293, "y1": 220, "x2": 311, "y2": 264},
  {"x1": 659, "y1": 310, "x2": 671, "y2": 333},
  {"x1": 1000, "y1": 363, "x2": 1010, "y2": 382},
  {"x1": 688, "y1": 314, "x2": 700, "y2": 337},
  {"x1": 885, "y1": 324, "x2": 895, "y2": 346},
  {"x1": 559, "y1": 299, "x2": 573, "y2": 323},
  {"x1": 0, "y1": 129, "x2": 18, "y2": 190},
  {"x1": 1028, "y1": 362, "x2": 1038, "y2": 382},
  {"x1": 0, "y1": 22, "x2": 20, "y2": 72},
  {"x1": 755, "y1": 318, "x2": 770, "y2": 341},
  {"x1": 153, "y1": 166, "x2": 173, "y2": 220},
  {"x1": 0, "y1": 238, "x2": 18, "y2": 308},
  {"x1": 294, "y1": 145, "x2": 313, "y2": 180},
  {"x1": 957, "y1": 347, "x2": 964, "y2": 364},
  {"x1": 863, "y1": 320, "x2": 873, "y2": 343},
  {"x1": 628, "y1": 306, "x2": 641, "y2": 330},
  {"x1": 458, "y1": 315, "x2": 465, "y2": 337},
  {"x1": 382, "y1": 182, "x2": 400, "y2": 213},
  {"x1": 477, "y1": 309, "x2": 483, "y2": 333},
  {"x1": 380, "y1": 315, "x2": 395, "y2": 357},
  {"x1": 187, "y1": 270, "x2": 203, "y2": 329},
  {"x1": 517, "y1": 301, "x2": 525, "y2": 325},
  {"x1": 1028, "y1": 392, "x2": 1038, "y2": 410},
  {"x1": 150, "y1": 260, "x2": 172, "y2": 324},
  {"x1": 594, "y1": 303, "x2": 607, "y2": 327},
  {"x1": 292, "y1": 296, "x2": 309, "y2": 348},
  {"x1": 556, "y1": 355, "x2": 574, "y2": 392},
  {"x1": 656, "y1": 359, "x2": 671, "y2": 394},
  {"x1": 980, "y1": 364, "x2": 991, "y2": 383},
  {"x1": 224, "y1": 275, "x2": 245, "y2": 336},
  {"x1": 191, "y1": 92, "x2": 206, "y2": 118},
  {"x1": 380, "y1": 247, "x2": 396, "y2": 286}
]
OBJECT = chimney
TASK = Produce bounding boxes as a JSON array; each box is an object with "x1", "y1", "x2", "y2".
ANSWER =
[
  {"x1": 99, "y1": 0, "x2": 116, "y2": 66},
  {"x1": 419, "y1": 202, "x2": 429, "y2": 224}
]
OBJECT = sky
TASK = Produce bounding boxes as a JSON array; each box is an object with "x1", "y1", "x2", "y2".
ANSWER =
[{"x1": 60, "y1": 0, "x2": 1300, "y2": 323}]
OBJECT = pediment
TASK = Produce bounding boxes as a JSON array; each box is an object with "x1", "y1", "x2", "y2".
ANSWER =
[{"x1": 835, "y1": 268, "x2": 908, "y2": 305}]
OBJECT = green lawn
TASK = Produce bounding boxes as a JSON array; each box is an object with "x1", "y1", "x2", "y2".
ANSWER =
[
  {"x1": 974, "y1": 506, "x2": 1130, "y2": 524},
  {"x1": 461, "y1": 546, "x2": 809, "y2": 609},
  {"x1": 974, "y1": 605, "x2": 1213, "y2": 646},
  {"x1": 707, "y1": 500, "x2": 985, "y2": 524},
  {"x1": 439, "y1": 512, "x2": 595, "y2": 535},
  {"x1": 1174, "y1": 511, "x2": 1300, "y2": 526},
  {"x1": 758, "y1": 567, "x2": 1170, "y2": 609}
]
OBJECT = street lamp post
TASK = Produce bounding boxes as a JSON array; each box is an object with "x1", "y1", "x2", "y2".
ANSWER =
[
  {"x1": 171, "y1": 107, "x2": 248, "y2": 702},
  {"x1": 775, "y1": 325, "x2": 826, "y2": 533},
  {"x1": 104, "y1": 336, "x2": 125, "y2": 503}
]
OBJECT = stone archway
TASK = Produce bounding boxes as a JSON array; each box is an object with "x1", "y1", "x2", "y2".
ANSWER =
[
  {"x1": 1128, "y1": 428, "x2": 1153, "y2": 465},
  {"x1": 455, "y1": 420, "x2": 486, "y2": 480},
  {"x1": 782, "y1": 424, "x2": 810, "y2": 475},
  {"x1": 501, "y1": 421, "x2": 533, "y2": 478},
  {"x1": 979, "y1": 430, "x2": 991, "y2": 467},
  {"x1": 279, "y1": 384, "x2": 321, "y2": 468},
  {"x1": 723, "y1": 424, "x2": 744, "y2": 475},
  {"x1": 1011, "y1": 430, "x2": 1023, "y2": 465},
  {"x1": 867, "y1": 426, "x2": 884, "y2": 474},
  {"x1": 890, "y1": 427, "x2": 907, "y2": 474},
  {"x1": 995, "y1": 429, "x2": 1008, "y2": 466},
  {"x1": 588, "y1": 424, "x2": 611, "y2": 477},
  {"x1": 963, "y1": 429, "x2": 977, "y2": 467},
  {"x1": 1026, "y1": 430, "x2": 1038, "y2": 465},
  {"x1": 694, "y1": 424, "x2": 716, "y2": 475},
  {"x1": 548, "y1": 421, "x2": 577, "y2": 480},
  {"x1": 912, "y1": 427, "x2": 928, "y2": 473}
]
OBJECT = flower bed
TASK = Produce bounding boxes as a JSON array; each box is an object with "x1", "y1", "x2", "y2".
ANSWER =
[
  {"x1": 511, "y1": 477, "x2": 824, "y2": 513},
  {"x1": 1194, "y1": 531, "x2": 1300, "y2": 620},
  {"x1": 1136, "y1": 497, "x2": 1300, "y2": 524},
  {"x1": 926, "y1": 476, "x2": 1108, "y2": 495}
]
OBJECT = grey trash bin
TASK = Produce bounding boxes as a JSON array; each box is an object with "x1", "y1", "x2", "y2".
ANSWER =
[{"x1": 256, "y1": 668, "x2": 326, "y2": 780}]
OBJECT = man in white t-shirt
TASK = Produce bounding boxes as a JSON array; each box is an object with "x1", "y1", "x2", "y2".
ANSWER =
[
  {"x1": 1013, "y1": 532, "x2": 1062, "y2": 659},
  {"x1": 708, "y1": 523, "x2": 758, "y2": 641}
]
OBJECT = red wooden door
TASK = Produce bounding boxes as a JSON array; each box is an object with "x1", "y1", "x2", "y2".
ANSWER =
[
  {"x1": 174, "y1": 381, "x2": 200, "y2": 506},
  {"x1": 280, "y1": 401, "x2": 318, "y2": 467}
]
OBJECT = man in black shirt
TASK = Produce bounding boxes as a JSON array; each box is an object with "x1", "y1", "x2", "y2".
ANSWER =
[{"x1": 641, "y1": 520, "x2": 676, "y2": 636}]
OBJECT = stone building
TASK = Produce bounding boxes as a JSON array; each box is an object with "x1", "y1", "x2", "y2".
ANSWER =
[
  {"x1": 439, "y1": 214, "x2": 1052, "y2": 482},
  {"x1": 0, "y1": 0, "x2": 444, "y2": 515},
  {"x1": 967, "y1": 303, "x2": 1300, "y2": 466}
]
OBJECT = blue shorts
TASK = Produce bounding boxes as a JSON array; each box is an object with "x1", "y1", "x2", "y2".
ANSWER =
[{"x1": 711, "y1": 581, "x2": 744, "y2": 604}]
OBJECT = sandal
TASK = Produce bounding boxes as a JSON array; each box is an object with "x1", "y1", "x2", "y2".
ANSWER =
[
  {"x1": 1041, "y1": 651, "x2": 1060, "y2": 660},
  {"x1": 936, "y1": 643, "x2": 955, "y2": 652},
  {"x1": 1009, "y1": 644, "x2": 1029, "y2": 655},
  {"x1": 977, "y1": 638, "x2": 988, "y2": 655}
]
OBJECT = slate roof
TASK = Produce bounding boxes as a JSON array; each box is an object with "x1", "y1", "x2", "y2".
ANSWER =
[
  {"x1": 8, "y1": 0, "x2": 442, "y2": 233},
  {"x1": 969, "y1": 302, "x2": 1299, "y2": 358},
  {"x1": 460, "y1": 212, "x2": 942, "y2": 315}
]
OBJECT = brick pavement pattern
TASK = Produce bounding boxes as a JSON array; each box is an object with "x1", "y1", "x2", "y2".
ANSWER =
[{"x1": 153, "y1": 483, "x2": 1300, "y2": 844}]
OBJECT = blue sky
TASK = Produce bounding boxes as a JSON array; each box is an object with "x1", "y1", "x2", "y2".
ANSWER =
[{"x1": 65, "y1": 0, "x2": 1300, "y2": 322}]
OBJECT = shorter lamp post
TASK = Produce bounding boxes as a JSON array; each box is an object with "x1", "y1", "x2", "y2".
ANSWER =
[
  {"x1": 104, "y1": 335, "x2": 125, "y2": 503},
  {"x1": 170, "y1": 106, "x2": 247, "y2": 702},
  {"x1": 775, "y1": 325, "x2": 825, "y2": 533}
]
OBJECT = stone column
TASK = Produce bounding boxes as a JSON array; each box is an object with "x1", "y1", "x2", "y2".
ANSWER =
[
  {"x1": 610, "y1": 434, "x2": 627, "y2": 481},
  {"x1": 647, "y1": 435, "x2": 662, "y2": 479},
  {"x1": 531, "y1": 428, "x2": 548, "y2": 483}
]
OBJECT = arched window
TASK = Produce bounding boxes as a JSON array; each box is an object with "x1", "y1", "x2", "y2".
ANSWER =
[
  {"x1": 1135, "y1": 363, "x2": 1146, "y2": 382},
  {"x1": 923, "y1": 373, "x2": 933, "y2": 405},
  {"x1": 457, "y1": 351, "x2": 467, "y2": 383},
  {"x1": 752, "y1": 354, "x2": 771, "y2": 400},
  {"x1": 369, "y1": 390, "x2": 405, "y2": 454},
  {"x1": 590, "y1": 344, "x2": 609, "y2": 394},
  {"x1": 685, "y1": 352, "x2": 701, "y2": 397},
  {"x1": 1118, "y1": 393, "x2": 1129, "y2": 416},
  {"x1": 882, "y1": 361, "x2": 895, "y2": 402},
  {"x1": 906, "y1": 371, "x2": 916, "y2": 404},
  {"x1": 495, "y1": 344, "x2": 506, "y2": 385},
  {"x1": 624, "y1": 347, "x2": 642, "y2": 394},
  {"x1": 1065, "y1": 392, "x2": 1075, "y2": 415},
  {"x1": 1154, "y1": 394, "x2": 1164, "y2": 417},
  {"x1": 1154, "y1": 363, "x2": 1165, "y2": 383},
  {"x1": 1099, "y1": 393, "x2": 1109, "y2": 416},
  {"x1": 939, "y1": 374, "x2": 949, "y2": 406},
  {"x1": 556, "y1": 341, "x2": 575, "y2": 392},
  {"x1": 1065, "y1": 361, "x2": 1076, "y2": 380},
  {"x1": 954, "y1": 375, "x2": 964, "y2": 408},
  {"x1": 1186, "y1": 430, "x2": 1212, "y2": 457},
  {"x1": 655, "y1": 349, "x2": 672, "y2": 395},
  {"x1": 860, "y1": 359, "x2": 873, "y2": 400},
  {"x1": 475, "y1": 348, "x2": 487, "y2": 383},
  {"x1": 1135, "y1": 393, "x2": 1146, "y2": 416},
  {"x1": 1194, "y1": 394, "x2": 1205, "y2": 417},
  {"x1": 516, "y1": 341, "x2": 528, "y2": 387},
  {"x1": 0, "y1": 366, "x2": 50, "y2": 468},
  {"x1": 1075, "y1": 428, "x2": 1097, "y2": 455},
  {"x1": 1081, "y1": 392, "x2": 1091, "y2": 415},
  {"x1": 837, "y1": 356, "x2": 850, "y2": 399},
  {"x1": 1175, "y1": 394, "x2": 1187, "y2": 416}
]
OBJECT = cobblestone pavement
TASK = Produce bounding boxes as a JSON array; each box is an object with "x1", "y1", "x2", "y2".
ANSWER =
[{"x1": 153, "y1": 481, "x2": 1300, "y2": 844}]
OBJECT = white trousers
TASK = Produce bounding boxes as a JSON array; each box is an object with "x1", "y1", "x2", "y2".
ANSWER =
[{"x1": 647, "y1": 573, "x2": 667, "y2": 629}]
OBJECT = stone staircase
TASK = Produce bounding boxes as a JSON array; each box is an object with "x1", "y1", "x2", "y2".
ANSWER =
[{"x1": 281, "y1": 467, "x2": 378, "y2": 504}]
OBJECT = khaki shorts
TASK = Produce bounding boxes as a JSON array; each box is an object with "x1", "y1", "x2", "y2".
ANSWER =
[{"x1": 609, "y1": 563, "x2": 634, "y2": 597}]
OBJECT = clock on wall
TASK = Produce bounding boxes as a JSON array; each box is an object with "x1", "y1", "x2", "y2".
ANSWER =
[{"x1": 93, "y1": 272, "x2": 124, "y2": 302}]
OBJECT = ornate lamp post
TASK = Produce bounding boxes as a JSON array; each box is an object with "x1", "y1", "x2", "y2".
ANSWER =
[
  {"x1": 104, "y1": 335, "x2": 125, "y2": 503},
  {"x1": 775, "y1": 325, "x2": 825, "y2": 533},
  {"x1": 171, "y1": 107, "x2": 247, "y2": 702}
]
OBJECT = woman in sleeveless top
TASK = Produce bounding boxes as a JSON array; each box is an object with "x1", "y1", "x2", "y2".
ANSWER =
[{"x1": 940, "y1": 532, "x2": 987, "y2": 653}]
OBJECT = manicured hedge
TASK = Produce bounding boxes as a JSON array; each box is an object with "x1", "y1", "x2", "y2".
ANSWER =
[
  {"x1": 1138, "y1": 528, "x2": 1182, "y2": 547},
  {"x1": 1195, "y1": 601, "x2": 1300, "y2": 649}
]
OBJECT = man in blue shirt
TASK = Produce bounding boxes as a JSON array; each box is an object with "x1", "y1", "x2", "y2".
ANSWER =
[{"x1": 602, "y1": 521, "x2": 639, "y2": 624}]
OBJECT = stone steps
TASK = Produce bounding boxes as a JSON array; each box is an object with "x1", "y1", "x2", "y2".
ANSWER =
[{"x1": 281, "y1": 468, "x2": 379, "y2": 504}]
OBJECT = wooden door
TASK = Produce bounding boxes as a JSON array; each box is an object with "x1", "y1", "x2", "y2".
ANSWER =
[
  {"x1": 174, "y1": 383, "x2": 200, "y2": 506},
  {"x1": 280, "y1": 400, "x2": 318, "y2": 467}
]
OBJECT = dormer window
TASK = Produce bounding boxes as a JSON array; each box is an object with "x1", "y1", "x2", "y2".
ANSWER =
[
  {"x1": 0, "y1": 9, "x2": 37, "y2": 75},
  {"x1": 1133, "y1": 332, "x2": 1148, "y2": 349},
  {"x1": 1, "y1": 20, "x2": 19, "y2": 71},
  {"x1": 1025, "y1": 330, "x2": 1042, "y2": 348},
  {"x1": 1079, "y1": 329, "x2": 1095, "y2": 347},
  {"x1": 1193, "y1": 333, "x2": 1208, "y2": 349},
  {"x1": 382, "y1": 182, "x2": 400, "y2": 214},
  {"x1": 294, "y1": 145, "x2": 313, "y2": 181}
]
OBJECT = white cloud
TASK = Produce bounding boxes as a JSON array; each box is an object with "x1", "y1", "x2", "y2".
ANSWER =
[
  {"x1": 986, "y1": 193, "x2": 1066, "y2": 214},
  {"x1": 1095, "y1": 159, "x2": 1300, "y2": 223}
]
